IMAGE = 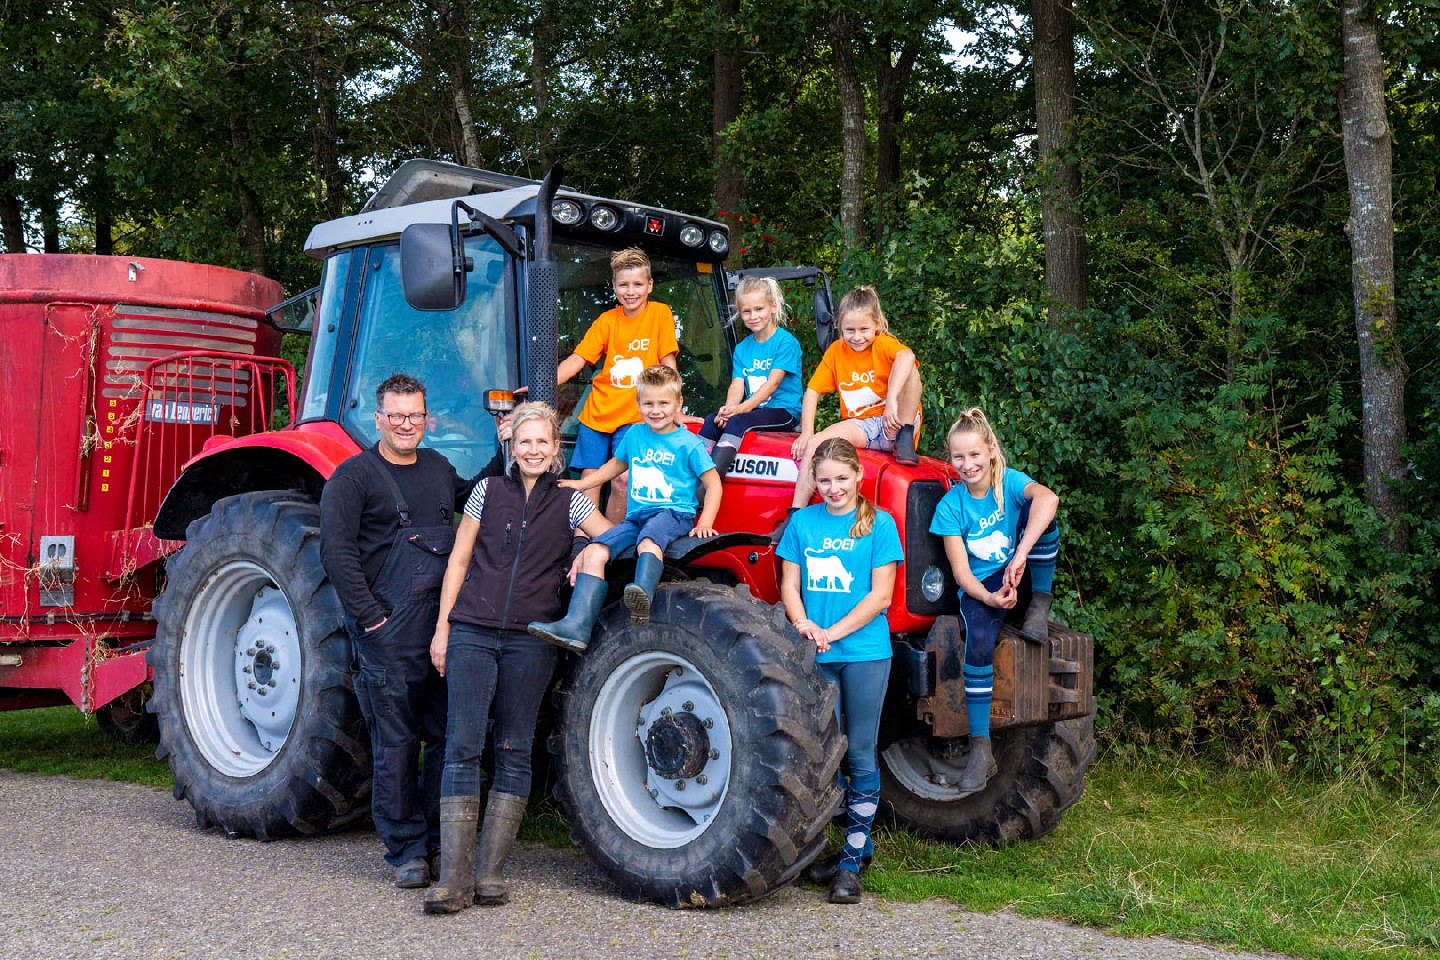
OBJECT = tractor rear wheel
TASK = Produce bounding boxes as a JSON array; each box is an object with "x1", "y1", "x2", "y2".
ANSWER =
[
  {"x1": 551, "y1": 581, "x2": 844, "y2": 907},
  {"x1": 149, "y1": 491, "x2": 370, "y2": 839},
  {"x1": 879, "y1": 714, "x2": 1094, "y2": 845}
]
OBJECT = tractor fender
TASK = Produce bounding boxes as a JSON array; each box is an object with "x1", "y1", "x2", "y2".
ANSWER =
[{"x1": 153, "y1": 427, "x2": 359, "y2": 539}]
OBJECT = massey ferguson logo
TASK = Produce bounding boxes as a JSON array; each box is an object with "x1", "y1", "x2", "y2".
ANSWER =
[{"x1": 729, "y1": 454, "x2": 799, "y2": 484}]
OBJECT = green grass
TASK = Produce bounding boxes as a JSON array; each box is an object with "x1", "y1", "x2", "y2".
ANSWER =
[
  {"x1": 0, "y1": 706, "x2": 171, "y2": 787},
  {"x1": 4, "y1": 707, "x2": 1436, "y2": 958},
  {"x1": 864, "y1": 745, "x2": 1440, "y2": 960}
]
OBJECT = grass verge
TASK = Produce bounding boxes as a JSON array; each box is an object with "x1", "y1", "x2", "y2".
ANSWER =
[{"x1": 3, "y1": 707, "x2": 1435, "y2": 958}]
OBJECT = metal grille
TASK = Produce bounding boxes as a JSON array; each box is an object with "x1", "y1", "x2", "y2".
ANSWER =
[
  {"x1": 124, "y1": 351, "x2": 295, "y2": 532},
  {"x1": 104, "y1": 305, "x2": 258, "y2": 400}
]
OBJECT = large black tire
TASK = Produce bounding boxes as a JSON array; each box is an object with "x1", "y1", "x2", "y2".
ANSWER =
[
  {"x1": 879, "y1": 713, "x2": 1095, "y2": 845},
  {"x1": 550, "y1": 581, "x2": 844, "y2": 908},
  {"x1": 148, "y1": 491, "x2": 371, "y2": 839}
]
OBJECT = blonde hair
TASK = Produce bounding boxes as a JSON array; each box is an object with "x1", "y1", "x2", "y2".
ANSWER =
[
  {"x1": 610, "y1": 246, "x2": 652, "y2": 279},
  {"x1": 734, "y1": 276, "x2": 788, "y2": 327},
  {"x1": 947, "y1": 407, "x2": 1007, "y2": 514},
  {"x1": 637, "y1": 364, "x2": 683, "y2": 397},
  {"x1": 836, "y1": 285, "x2": 889, "y2": 335},
  {"x1": 811, "y1": 437, "x2": 876, "y2": 538},
  {"x1": 508, "y1": 401, "x2": 566, "y2": 474}
]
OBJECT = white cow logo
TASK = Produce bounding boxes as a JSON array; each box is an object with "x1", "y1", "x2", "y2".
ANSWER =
[
  {"x1": 610, "y1": 355, "x2": 644, "y2": 389},
  {"x1": 837, "y1": 383, "x2": 884, "y2": 416},
  {"x1": 805, "y1": 549, "x2": 855, "y2": 593},
  {"x1": 966, "y1": 529, "x2": 1012, "y2": 563},
  {"x1": 630, "y1": 463, "x2": 674, "y2": 503}
]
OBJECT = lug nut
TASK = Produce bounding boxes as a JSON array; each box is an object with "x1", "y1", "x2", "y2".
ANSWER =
[
  {"x1": 675, "y1": 779, "x2": 686, "y2": 790},
  {"x1": 266, "y1": 645, "x2": 276, "y2": 654},
  {"x1": 242, "y1": 665, "x2": 251, "y2": 674},
  {"x1": 268, "y1": 679, "x2": 277, "y2": 688},
  {"x1": 247, "y1": 681, "x2": 257, "y2": 690},
  {"x1": 682, "y1": 701, "x2": 694, "y2": 712},
  {"x1": 661, "y1": 707, "x2": 672, "y2": 717},
  {"x1": 703, "y1": 718, "x2": 714, "y2": 729},
  {"x1": 257, "y1": 688, "x2": 268, "y2": 697},
  {"x1": 696, "y1": 775, "x2": 708, "y2": 785},
  {"x1": 709, "y1": 748, "x2": 720, "y2": 760}
]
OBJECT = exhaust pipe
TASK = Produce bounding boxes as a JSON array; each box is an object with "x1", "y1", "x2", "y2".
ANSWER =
[{"x1": 527, "y1": 165, "x2": 564, "y2": 408}]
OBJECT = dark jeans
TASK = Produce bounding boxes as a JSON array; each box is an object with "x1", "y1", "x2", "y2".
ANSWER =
[
  {"x1": 351, "y1": 604, "x2": 447, "y2": 866},
  {"x1": 440, "y1": 623, "x2": 559, "y2": 799},
  {"x1": 817, "y1": 657, "x2": 891, "y2": 788},
  {"x1": 699, "y1": 407, "x2": 797, "y2": 447}
]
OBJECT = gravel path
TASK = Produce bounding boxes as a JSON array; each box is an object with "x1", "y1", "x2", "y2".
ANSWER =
[{"x1": 1, "y1": 770, "x2": 1287, "y2": 960}]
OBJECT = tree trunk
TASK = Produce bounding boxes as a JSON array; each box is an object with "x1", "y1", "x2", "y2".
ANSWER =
[
  {"x1": 92, "y1": 151, "x2": 113, "y2": 255},
  {"x1": 828, "y1": 13, "x2": 865, "y2": 246},
  {"x1": 451, "y1": 58, "x2": 483, "y2": 168},
  {"x1": 0, "y1": 160, "x2": 25, "y2": 253},
  {"x1": 532, "y1": 1, "x2": 555, "y2": 166},
  {"x1": 1341, "y1": 1, "x2": 1407, "y2": 547},
  {"x1": 311, "y1": 47, "x2": 346, "y2": 221},
  {"x1": 226, "y1": 73, "x2": 267, "y2": 276},
  {"x1": 1032, "y1": 0, "x2": 1087, "y2": 317},
  {"x1": 713, "y1": 0, "x2": 745, "y2": 254},
  {"x1": 875, "y1": 32, "x2": 920, "y2": 221},
  {"x1": 39, "y1": 191, "x2": 60, "y2": 253}
]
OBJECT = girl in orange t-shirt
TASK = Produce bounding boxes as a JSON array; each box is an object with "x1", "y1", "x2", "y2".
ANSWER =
[{"x1": 785, "y1": 286, "x2": 922, "y2": 516}]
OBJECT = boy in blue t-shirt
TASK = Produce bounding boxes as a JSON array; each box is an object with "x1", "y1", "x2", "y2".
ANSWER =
[
  {"x1": 530, "y1": 365, "x2": 720, "y2": 651},
  {"x1": 700, "y1": 276, "x2": 804, "y2": 477}
]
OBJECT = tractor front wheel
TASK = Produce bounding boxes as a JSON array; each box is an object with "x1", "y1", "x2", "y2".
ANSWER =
[{"x1": 551, "y1": 581, "x2": 844, "y2": 907}]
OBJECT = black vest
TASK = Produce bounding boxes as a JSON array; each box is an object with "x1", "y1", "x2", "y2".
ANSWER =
[{"x1": 448, "y1": 469, "x2": 574, "y2": 630}]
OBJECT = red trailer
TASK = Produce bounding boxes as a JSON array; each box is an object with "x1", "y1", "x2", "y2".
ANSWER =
[{"x1": 0, "y1": 254, "x2": 287, "y2": 734}]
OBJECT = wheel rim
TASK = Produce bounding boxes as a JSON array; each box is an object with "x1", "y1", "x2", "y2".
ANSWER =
[
  {"x1": 881, "y1": 734, "x2": 993, "y2": 802},
  {"x1": 179, "y1": 560, "x2": 302, "y2": 777},
  {"x1": 589, "y1": 650, "x2": 733, "y2": 848}
]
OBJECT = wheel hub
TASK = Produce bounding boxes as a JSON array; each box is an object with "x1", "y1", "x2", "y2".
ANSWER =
[
  {"x1": 232, "y1": 585, "x2": 302, "y2": 752},
  {"x1": 635, "y1": 669, "x2": 731, "y2": 822},
  {"x1": 644, "y1": 711, "x2": 711, "y2": 780}
]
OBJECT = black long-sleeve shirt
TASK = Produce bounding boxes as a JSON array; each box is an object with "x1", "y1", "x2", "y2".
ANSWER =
[{"x1": 319, "y1": 445, "x2": 500, "y2": 630}]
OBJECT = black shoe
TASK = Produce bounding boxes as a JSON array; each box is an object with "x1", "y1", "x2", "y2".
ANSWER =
[
  {"x1": 828, "y1": 868, "x2": 863, "y2": 904},
  {"x1": 395, "y1": 856, "x2": 431, "y2": 889},
  {"x1": 806, "y1": 851, "x2": 872, "y2": 885},
  {"x1": 894, "y1": 424, "x2": 918, "y2": 465}
]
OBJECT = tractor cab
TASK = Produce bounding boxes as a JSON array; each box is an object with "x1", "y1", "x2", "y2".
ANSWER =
[{"x1": 290, "y1": 161, "x2": 738, "y2": 480}]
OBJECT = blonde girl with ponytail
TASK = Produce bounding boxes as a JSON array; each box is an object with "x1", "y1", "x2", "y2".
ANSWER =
[
  {"x1": 775, "y1": 437, "x2": 903, "y2": 906},
  {"x1": 928, "y1": 407, "x2": 1061, "y2": 793}
]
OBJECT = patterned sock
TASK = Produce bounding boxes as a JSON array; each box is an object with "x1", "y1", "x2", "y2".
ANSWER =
[
  {"x1": 964, "y1": 664, "x2": 993, "y2": 739},
  {"x1": 840, "y1": 773, "x2": 880, "y2": 873}
]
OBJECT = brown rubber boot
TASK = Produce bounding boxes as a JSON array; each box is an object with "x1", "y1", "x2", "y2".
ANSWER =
[
  {"x1": 1021, "y1": 591, "x2": 1053, "y2": 643},
  {"x1": 957, "y1": 735, "x2": 996, "y2": 793},
  {"x1": 473, "y1": 791, "x2": 527, "y2": 906},
  {"x1": 423, "y1": 796, "x2": 480, "y2": 914}
]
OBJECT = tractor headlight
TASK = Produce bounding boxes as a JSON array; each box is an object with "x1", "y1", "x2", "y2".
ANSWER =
[
  {"x1": 589, "y1": 205, "x2": 621, "y2": 231},
  {"x1": 679, "y1": 223, "x2": 705, "y2": 248},
  {"x1": 552, "y1": 199, "x2": 584, "y2": 226},
  {"x1": 707, "y1": 229, "x2": 729, "y2": 254},
  {"x1": 920, "y1": 565, "x2": 947, "y2": 603}
]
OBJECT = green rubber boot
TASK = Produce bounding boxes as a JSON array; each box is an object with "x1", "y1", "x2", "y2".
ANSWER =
[{"x1": 528, "y1": 574, "x2": 607, "y2": 652}]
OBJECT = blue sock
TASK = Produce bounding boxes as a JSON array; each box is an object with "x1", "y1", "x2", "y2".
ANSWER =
[
  {"x1": 840, "y1": 773, "x2": 880, "y2": 873},
  {"x1": 1027, "y1": 526, "x2": 1060, "y2": 593},
  {"x1": 964, "y1": 664, "x2": 993, "y2": 739}
]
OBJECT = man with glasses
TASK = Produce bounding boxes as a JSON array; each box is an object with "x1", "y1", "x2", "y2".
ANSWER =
[{"x1": 320, "y1": 373, "x2": 485, "y2": 888}]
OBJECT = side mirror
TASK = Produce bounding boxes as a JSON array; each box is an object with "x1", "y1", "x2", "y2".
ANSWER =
[{"x1": 401, "y1": 222, "x2": 466, "y2": 312}]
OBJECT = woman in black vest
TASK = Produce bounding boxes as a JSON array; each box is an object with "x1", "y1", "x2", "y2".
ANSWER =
[{"x1": 424, "y1": 402, "x2": 612, "y2": 913}]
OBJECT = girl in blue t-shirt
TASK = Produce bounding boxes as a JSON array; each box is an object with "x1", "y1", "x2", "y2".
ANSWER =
[
  {"x1": 777, "y1": 437, "x2": 903, "y2": 905},
  {"x1": 929, "y1": 407, "x2": 1060, "y2": 793},
  {"x1": 699, "y1": 276, "x2": 803, "y2": 477}
]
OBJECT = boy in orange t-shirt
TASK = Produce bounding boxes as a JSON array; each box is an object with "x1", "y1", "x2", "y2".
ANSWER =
[
  {"x1": 557, "y1": 247, "x2": 679, "y2": 520},
  {"x1": 786, "y1": 286, "x2": 922, "y2": 514}
]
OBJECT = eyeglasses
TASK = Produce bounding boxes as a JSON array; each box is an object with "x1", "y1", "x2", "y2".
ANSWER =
[{"x1": 379, "y1": 412, "x2": 428, "y2": 426}]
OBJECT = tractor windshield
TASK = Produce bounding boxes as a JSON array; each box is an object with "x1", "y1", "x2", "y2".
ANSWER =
[
  {"x1": 332, "y1": 235, "x2": 517, "y2": 478},
  {"x1": 553, "y1": 239, "x2": 730, "y2": 435}
]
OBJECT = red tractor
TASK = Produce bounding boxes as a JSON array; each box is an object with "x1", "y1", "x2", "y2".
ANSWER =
[{"x1": 2, "y1": 162, "x2": 1094, "y2": 907}]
